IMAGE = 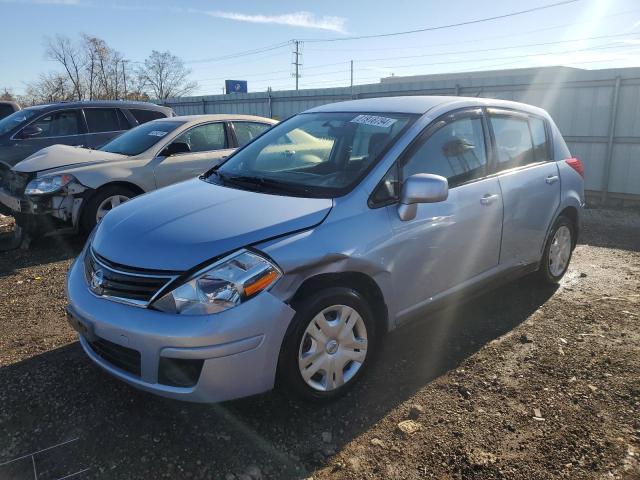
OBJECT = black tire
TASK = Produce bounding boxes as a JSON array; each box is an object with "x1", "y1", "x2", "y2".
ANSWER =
[
  {"x1": 278, "y1": 287, "x2": 377, "y2": 401},
  {"x1": 537, "y1": 215, "x2": 574, "y2": 284},
  {"x1": 80, "y1": 185, "x2": 138, "y2": 233}
]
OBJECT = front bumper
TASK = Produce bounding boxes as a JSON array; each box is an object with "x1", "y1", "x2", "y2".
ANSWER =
[
  {"x1": 0, "y1": 185, "x2": 84, "y2": 231},
  {"x1": 66, "y1": 255, "x2": 296, "y2": 403}
]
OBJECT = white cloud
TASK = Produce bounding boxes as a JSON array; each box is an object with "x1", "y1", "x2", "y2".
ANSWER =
[{"x1": 206, "y1": 10, "x2": 347, "y2": 33}]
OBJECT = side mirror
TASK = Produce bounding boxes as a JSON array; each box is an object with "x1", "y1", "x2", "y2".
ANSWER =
[
  {"x1": 160, "y1": 141, "x2": 190, "y2": 157},
  {"x1": 20, "y1": 125, "x2": 43, "y2": 138},
  {"x1": 397, "y1": 173, "x2": 448, "y2": 221}
]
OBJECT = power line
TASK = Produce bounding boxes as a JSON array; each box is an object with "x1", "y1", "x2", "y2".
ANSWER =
[
  {"x1": 300, "y1": 0, "x2": 582, "y2": 43},
  {"x1": 195, "y1": 33, "x2": 638, "y2": 87},
  {"x1": 185, "y1": 40, "x2": 292, "y2": 65},
  {"x1": 302, "y1": 7, "x2": 640, "y2": 53}
]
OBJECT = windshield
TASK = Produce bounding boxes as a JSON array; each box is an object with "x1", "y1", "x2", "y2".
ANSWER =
[
  {"x1": 99, "y1": 120, "x2": 185, "y2": 156},
  {"x1": 208, "y1": 112, "x2": 415, "y2": 197},
  {"x1": 0, "y1": 108, "x2": 40, "y2": 136}
]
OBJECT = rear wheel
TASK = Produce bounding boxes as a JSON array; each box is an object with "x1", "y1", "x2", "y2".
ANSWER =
[
  {"x1": 279, "y1": 287, "x2": 376, "y2": 401},
  {"x1": 538, "y1": 215, "x2": 574, "y2": 284},
  {"x1": 80, "y1": 185, "x2": 137, "y2": 233}
]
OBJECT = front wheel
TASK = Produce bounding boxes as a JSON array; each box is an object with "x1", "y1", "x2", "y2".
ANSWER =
[
  {"x1": 538, "y1": 215, "x2": 574, "y2": 284},
  {"x1": 278, "y1": 287, "x2": 377, "y2": 401},
  {"x1": 80, "y1": 185, "x2": 137, "y2": 233}
]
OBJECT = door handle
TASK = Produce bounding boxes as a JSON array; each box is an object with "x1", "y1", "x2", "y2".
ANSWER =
[
  {"x1": 480, "y1": 193, "x2": 499, "y2": 205},
  {"x1": 546, "y1": 175, "x2": 559, "y2": 185}
]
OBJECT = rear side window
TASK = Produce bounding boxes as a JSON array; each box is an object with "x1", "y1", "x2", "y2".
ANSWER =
[
  {"x1": 490, "y1": 114, "x2": 551, "y2": 170},
  {"x1": 28, "y1": 110, "x2": 82, "y2": 137},
  {"x1": 84, "y1": 108, "x2": 126, "y2": 133},
  {"x1": 130, "y1": 109, "x2": 167, "y2": 124},
  {"x1": 402, "y1": 116, "x2": 488, "y2": 188},
  {"x1": 232, "y1": 122, "x2": 271, "y2": 147}
]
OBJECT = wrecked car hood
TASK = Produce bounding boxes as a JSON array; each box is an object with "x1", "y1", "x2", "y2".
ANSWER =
[
  {"x1": 13, "y1": 145, "x2": 127, "y2": 173},
  {"x1": 92, "y1": 178, "x2": 333, "y2": 271}
]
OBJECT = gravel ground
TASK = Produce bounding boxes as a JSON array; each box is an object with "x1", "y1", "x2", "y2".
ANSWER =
[{"x1": 0, "y1": 208, "x2": 638, "y2": 480}]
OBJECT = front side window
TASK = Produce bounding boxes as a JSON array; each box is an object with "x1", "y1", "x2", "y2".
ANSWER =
[
  {"x1": 99, "y1": 120, "x2": 185, "y2": 156},
  {"x1": 402, "y1": 116, "x2": 487, "y2": 188},
  {"x1": 84, "y1": 108, "x2": 125, "y2": 133},
  {"x1": 172, "y1": 122, "x2": 227, "y2": 153},
  {"x1": 491, "y1": 115, "x2": 536, "y2": 169},
  {"x1": 26, "y1": 109, "x2": 81, "y2": 138},
  {"x1": 209, "y1": 112, "x2": 415, "y2": 197},
  {"x1": 233, "y1": 122, "x2": 271, "y2": 147},
  {"x1": 0, "y1": 108, "x2": 39, "y2": 136}
]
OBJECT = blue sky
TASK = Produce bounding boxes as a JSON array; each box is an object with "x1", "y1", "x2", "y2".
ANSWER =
[{"x1": 1, "y1": 0, "x2": 640, "y2": 96}]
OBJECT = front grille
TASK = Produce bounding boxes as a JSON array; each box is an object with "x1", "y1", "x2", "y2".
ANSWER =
[
  {"x1": 84, "y1": 249, "x2": 177, "y2": 304},
  {"x1": 0, "y1": 165, "x2": 31, "y2": 196},
  {"x1": 89, "y1": 337, "x2": 141, "y2": 376}
]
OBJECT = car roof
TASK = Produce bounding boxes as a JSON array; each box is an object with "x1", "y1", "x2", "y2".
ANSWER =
[
  {"x1": 154, "y1": 114, "x2": 278, "y2": 125},
  {"x1": 305, "y1": 95, "x2": 548, "y2": 117},
  {"x1": 23, "y1": 100, "x2": 171, "y2": 112}
]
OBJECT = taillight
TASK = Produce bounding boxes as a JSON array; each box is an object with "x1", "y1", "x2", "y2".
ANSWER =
[{"x1": 565, "y1": 157, "x2": 584, "y2": 178}]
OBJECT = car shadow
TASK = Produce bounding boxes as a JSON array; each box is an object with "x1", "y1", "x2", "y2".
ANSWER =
[
  {"x1": 0, "y1": 275, "x2": 557, "y2": 479},
  {"x1": 0, "y1": 231, "x2": 84, "y2": 278}
]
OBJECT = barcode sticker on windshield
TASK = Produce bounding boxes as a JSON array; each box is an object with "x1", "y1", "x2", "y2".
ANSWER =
[
  {"x1": 351, "y1": 115, "x2": 397, "y2": 128},
  {"x1": 148, "y1": 130, "x2": 168, "y2": 137}
]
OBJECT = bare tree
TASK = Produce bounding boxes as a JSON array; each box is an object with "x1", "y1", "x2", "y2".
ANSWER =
[
  {"x1": 137, "y1": 50, "x2": 197, "y2": 100},
  {"x1": 23, "y1": 72, "x2": 74, "y2": 105},
  {"x1": 45, "y1": 35, "x2": 86, "y2": 100},
  {"x1": 0, "y1": 88, "x2": 16, "y2": 101}
]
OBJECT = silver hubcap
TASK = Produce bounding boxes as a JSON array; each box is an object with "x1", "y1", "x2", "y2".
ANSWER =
[
  {"x1": 549, "y1": 225, "x2": 572, "y2": 277},
  {"x1": 96, "y1": 195, "x2": 130, "y2": 223},
  {"x1": 298, "y1": 305, "x2": 368, "y2": 392}
]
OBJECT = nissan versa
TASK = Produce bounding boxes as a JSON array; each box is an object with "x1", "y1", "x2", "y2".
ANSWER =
[{"x1": 66, "y1": 96, "x2": 584, "y2": 402}]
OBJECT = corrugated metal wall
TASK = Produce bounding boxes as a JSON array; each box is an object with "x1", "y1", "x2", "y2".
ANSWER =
[{"x1": 165, "y1": 66, "x2": 640, "y2": 198}]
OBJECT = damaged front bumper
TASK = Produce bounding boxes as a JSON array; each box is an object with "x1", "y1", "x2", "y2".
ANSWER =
[{"x1": 0, "y1": 169, "x2": 91, "y2": 232}]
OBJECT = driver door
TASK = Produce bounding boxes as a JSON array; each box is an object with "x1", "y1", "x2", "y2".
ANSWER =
[
  {"x1": 154, "y1": 122, "x2": 234, "y2": 188},
  {"x1": 383, "y1": 109, "x2": 503, "y2": 318}
]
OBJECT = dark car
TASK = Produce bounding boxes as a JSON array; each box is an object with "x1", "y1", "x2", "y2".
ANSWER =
[
  {"x1": 0, "y1": 101, "x2": 21, "y2": 120},
  {"x1": 0, "y1": 100, "x2": 174, "y2": 169}
]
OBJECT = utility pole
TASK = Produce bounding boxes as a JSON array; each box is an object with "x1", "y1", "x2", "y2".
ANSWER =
[
  {"x1": 350, "y1": 60, "x2": 354, "y2": 97},
  {"x1": 122, "y1": 60, "x2": 128, "y2": 99},
  {"x1": 292, "y1": 40, "x2": 301, "y2": 90}
]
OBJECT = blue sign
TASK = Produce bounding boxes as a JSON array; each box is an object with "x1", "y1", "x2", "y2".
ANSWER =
[{"x1": 225, "y1": 80, "x2": 248, "y2": 94}]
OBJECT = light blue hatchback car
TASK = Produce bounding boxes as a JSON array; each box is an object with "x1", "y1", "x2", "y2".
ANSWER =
[{"x1": 66, "y1": 96, "x2": 584, "y2": 402}]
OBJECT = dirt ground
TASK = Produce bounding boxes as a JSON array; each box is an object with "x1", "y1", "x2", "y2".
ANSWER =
[{"x1": 0, "y1": 208, "x2": 638, "y2": 480}]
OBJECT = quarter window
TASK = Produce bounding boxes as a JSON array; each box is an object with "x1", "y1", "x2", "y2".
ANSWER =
[
  {"x1": 27, "y1": 110, "x2": 81, "y2": 138},
  {"x1": 84, "y1": 108, "x2": 125, "y2": 133},
  {"x1": 233, "y1": 122, "x2": 271, "y2": 147},
  {"x1": 172, "y1": 123, "x2": 227, "y2": 153},
  {"x1": 529, "y1": 116, "x2": 549, "y2": 162},
  {"x1": 130, "y1": 109, "x2": 167, "y2": 124},
  {"x1": 402, "y1": 117, "x2": 488, "y2": 188}
]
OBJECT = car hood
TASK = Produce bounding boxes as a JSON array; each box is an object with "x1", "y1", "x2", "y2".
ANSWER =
[
  {"x1": 13, "y1": 145, "x2": 127, "y2": 173},
  {"x1": 92, "y1": 178, "x2": 333, "y2": 271}
]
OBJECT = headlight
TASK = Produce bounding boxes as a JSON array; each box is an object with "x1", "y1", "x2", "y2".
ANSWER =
[
  {"x1": 24, "y1": 174, "x2": 75, "y2": 195},
  {"x1": 152, "y1": 250, "x2": 281, "y2": 315}
]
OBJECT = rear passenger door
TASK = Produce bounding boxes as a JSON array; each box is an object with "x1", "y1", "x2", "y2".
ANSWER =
[
  {"x1": 487, "y1": 109, "x2": 560, "y2": 266},
  {"x1": 384, "y1": 109, "x2": 504, "y2": 313},
  {"x1": 84, "y1": 108, "x2": 129, "y2": 149},
  {"x1": 154, "y1": 122, "x2": 234, "y2": 188}
]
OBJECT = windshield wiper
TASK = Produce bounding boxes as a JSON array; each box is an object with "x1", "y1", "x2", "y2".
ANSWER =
[{"x1": 219, "y1": 173, "x2": 312, "y2": 196}]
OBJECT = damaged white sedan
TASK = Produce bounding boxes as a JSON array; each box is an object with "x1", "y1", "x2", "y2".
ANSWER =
[{"x1": 0, "y1": 114, "x2": 276, "y2": 235}]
